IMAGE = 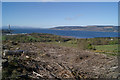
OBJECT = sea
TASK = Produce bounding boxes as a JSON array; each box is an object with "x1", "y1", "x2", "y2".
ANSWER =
[{"x1": 12, "y1": 28, "x2": 118, "y2": 38}]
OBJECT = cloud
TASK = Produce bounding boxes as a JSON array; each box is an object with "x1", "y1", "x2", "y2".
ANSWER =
[
  {"x1": 65, "y1": 14, "x2": 82, "y2": 21},
  {"x1": 38, "y1": 0, "x2": 55, "y2": 1},
  {"x1": 65, "y1": 17, "x2": 74, "y2": 20}
]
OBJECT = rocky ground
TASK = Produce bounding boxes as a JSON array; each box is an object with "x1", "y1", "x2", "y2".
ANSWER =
[
  {"x1": 2, "y1": 41, "x2": 120, "y2": 79},
  {"x1": 0, "y1": 44, "x2": 2, "y2": 80}
]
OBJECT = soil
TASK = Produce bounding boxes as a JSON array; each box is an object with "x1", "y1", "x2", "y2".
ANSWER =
[{"x1": 2, "y1": 42, "x2": 120, "y2": 79}]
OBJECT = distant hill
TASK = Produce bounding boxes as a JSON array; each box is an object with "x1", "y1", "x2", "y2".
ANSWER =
[{"x1": 50, "y1": 26, "x2": 118, "y2": 32}]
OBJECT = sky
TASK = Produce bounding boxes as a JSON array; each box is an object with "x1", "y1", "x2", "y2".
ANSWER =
[
  {"x1": 2, "y1": 2, "x2": 118, "y2": 28},
  {"x1": 0, "y1": 2, "x2": 1, "y2": 30},
  {"x1": 2, "y1": 0, "x2": 120, "y2": 2}
]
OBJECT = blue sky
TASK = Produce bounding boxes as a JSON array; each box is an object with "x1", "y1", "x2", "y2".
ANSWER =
[
  {"x1": 2, "y1": 2, "x2": 118, "y2": 28},
  {"x1": 2, "y1": 0, "x2": 120, "y2": 2}
]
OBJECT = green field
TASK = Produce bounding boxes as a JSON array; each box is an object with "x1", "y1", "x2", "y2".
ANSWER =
[
  {"x1": 46, "y1": 42, "x2": 78, "y2": 48},
  {"x1": 95, "y1": 44, "x2": 118, "y2": 52},
  {"x1": 2, "y1": 33, "x2": 119, "y2": 56},
  {"x1": 94, "y1": 44, "x2": 119, "y2": 56}
]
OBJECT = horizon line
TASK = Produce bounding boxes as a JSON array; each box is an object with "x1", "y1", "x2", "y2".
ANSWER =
[{"x1": 2, "y1": 24, "x2": 118, "y2": 29}]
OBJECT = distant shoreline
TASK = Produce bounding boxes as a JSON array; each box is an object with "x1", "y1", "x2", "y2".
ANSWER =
[
  {"x1": 50, "y1": 28, "x2": 118, "y2": 32},
  {"x1": 2, "y1": 28, "x2": 118, "y2": 39},
  {"x1": 50, "y1": 26, "x2": 118, "y2": 32}
]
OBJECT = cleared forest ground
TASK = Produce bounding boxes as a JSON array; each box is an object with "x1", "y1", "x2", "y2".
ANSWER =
[
  {"x1": 2, "y1": 33, "x2": 119, "y2": 79},
  {"x1": 2, "y1": 42, "x2": 119, "y2": 79}
]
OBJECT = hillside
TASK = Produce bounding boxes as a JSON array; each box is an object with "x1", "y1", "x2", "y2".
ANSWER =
[
  {"x1": 50, "y1": 26, "x2": 118, "y2": 32},
  {"x1": 2, "y1": 33, "x2": 119, "y2": 79}
]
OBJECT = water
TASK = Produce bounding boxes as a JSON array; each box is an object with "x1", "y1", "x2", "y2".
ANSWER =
[{"x1": 12, "y1": 28, "x2": 118, "y2": 38}]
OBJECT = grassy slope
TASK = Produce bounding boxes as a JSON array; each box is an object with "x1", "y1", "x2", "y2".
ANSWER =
[
  {"x1": 95, "y1": 45, "x2": 118, "y2": 52},
  {"x1": 2, "y1": 33, "x2": 119, "y2": 56}
]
